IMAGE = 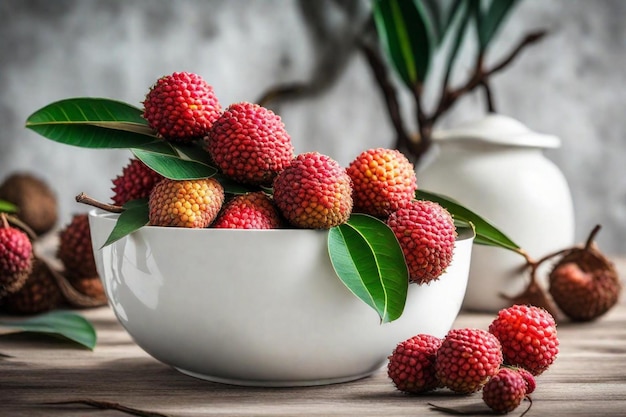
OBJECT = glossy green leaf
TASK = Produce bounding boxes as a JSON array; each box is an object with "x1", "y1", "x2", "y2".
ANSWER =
[
  {"x1": 132, "y1": 149, "x2": 217, "y2": 180},
  {"x1": 476, "y1": 0, "x2": 520, "y2": 52},
  {"x1": 102, "y1": 199, "x2": 149, "y2": 247},
  {"x1": 416, "y1": 189, "x2": 521, "y2": 252},
  {"x1": 443, "y1": 0, "x2": 472, "y2": 80},
  {"x1": 25, "y1": 98, "x2": 158, "y2": 148},
  {"x1": 328, "y1": 214, "x2": 408, "y2": 323},
  {"x1": 373, "y1": 0, "x2": 434, "y2": 86},
  {"x1": 0, "y1": 199, "x2": 18, "y2": 213},
  {"x1": 0, "y1": 310, "x2": 97, "y2": 350}
]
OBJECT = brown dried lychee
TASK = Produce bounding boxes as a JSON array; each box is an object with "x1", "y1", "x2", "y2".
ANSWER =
[
  {"x1": 57, "y1": 213, "x2": 98, "y2": 281},
  {"x1": 549, "y1": 225, "x2": 622, "y2": 321},
  {"x1": 1, "y1": 258, "x2": 63, "y2": 314}
]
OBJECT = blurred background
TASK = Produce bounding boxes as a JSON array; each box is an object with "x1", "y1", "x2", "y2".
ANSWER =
[{"x1": 0, "y1": 0, "x2": 624, "y2": 254}]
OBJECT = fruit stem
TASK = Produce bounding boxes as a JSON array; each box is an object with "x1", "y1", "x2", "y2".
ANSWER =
[
  {"x1": 75, "y1": 193, "x2": 124, "y2": 213},
  {"x1": 584, "y1": 224, "x2": 602, "y2": 251},
  {"x1": 4, "y1": 214, "x2": 38, "y2": 241},
  {"x1": 0, "y1": 212, "x2": 7, "y2": 228}
]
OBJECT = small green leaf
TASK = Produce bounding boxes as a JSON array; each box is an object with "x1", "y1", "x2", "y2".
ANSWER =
[
  {"x1": 416, "y1": 189, "x2": 521, "y2": 252},
  {"x1": 132, "y1": 149, "x2": 217, "y2": 180},
  {"x1": 26, "y1": 98, "x2": 158, "y2": 148},
  {"x1": 328, "y1": 214, "x2": 408, "y2": 323},
  {"x1": 0, "y1": 310, "x2": 97, "y2": 350},
  {"x1": 373, "y1": 0, "x2": 434, "y2": 86},
  {"x1": 102, "y1": 199, "x2": 149, "y2": 247},
  {"x1": 476, "y1": 0, "x2": 521, "y2": 52},
  {"x1": 0, "y1": 199, "x2": 18, "y2": 213}
]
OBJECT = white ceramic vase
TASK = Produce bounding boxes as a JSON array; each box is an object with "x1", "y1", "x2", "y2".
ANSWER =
[{"x1": 418, "y1": 114, "x2": 575, "y2": 312}]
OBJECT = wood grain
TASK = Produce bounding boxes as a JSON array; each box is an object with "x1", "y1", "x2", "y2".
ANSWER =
[{"x1": 1, "y1": 261, "x2": 625, "y2": 417}]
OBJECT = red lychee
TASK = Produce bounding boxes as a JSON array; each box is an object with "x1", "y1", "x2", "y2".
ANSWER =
[
  {"x1": 0, "y1": 214, "x2": 33, "y2": 298},
  {"x1": 143, "y1": 71, "x2": 222, "y2": 143},
  {"x1": 111, "y1": 158, "x2": 164, "y2": 206},
  {"x1": 347, "y1": 148, "x2": 417, "y2": 218},
  {"x1": 387, "y1": 334, "x2": 442, "y2": 394},
  {"x1": 205, "y1": 102, "x2": 294, "y2": 186},
  {"x1": 213, "y1": 192, "x2": 282, "y2": 229},
  {"x1": 482, "y1": 367, "x2": 529, "y2": 414},
  {"x1": 273, "y1": 152, "x2": 353, "y2": 229},
  {"x1": 386, "y1": 200, "x2": 456, "y2": 284}
]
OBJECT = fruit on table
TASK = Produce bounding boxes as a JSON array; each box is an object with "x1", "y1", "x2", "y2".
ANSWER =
[
  {"x1": 435, "y1": 327, "x2": 503, "y2": 394},
  {"x1": 387, "y1": 334, "x2": 442, "y2": 393},
  {"x1": 1, "y1": 258, "x2": 62, "y2": 314},
  {"x1": 0, "y1": 214, "x2": 33, "y2": 299},
  {"x1": 488, "y1": 304, "x2": 559, "y2": 376},
  {"x1": 482, "y1": 367, "x2": 530, "y2": 414}
]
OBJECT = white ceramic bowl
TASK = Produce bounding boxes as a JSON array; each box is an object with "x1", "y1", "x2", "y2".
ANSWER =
[{"x1": 89, "y1": 209, "x2": 473, "y2": 387}]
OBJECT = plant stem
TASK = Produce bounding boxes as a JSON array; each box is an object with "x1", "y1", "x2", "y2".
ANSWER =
[{"x1": 75, "y1": 193, "x2": 124, "y2": 213}]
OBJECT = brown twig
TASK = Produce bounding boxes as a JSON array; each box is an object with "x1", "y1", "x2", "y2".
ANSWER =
[
  {"x1": 40, "y1": 257, "x2": 107, "y2": 308},
  {"x1": 75, "y1": 193, "x2": 124, "y2": 213},
  {"x1": 256, "y1": 82, "x2": 311, "y2": 107},
  {"x1": 44, "y1": 399, "x2": 173, "y2": 417}
]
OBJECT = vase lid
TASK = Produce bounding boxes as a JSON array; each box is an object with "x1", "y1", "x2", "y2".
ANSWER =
[{"x1": 432, "y1": 114, "x2": 560, "y2": 148}]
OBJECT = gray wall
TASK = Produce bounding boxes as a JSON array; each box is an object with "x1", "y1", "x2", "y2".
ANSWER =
[{"x1": 1, "y1": 0, "x2": 625, "y2": 254}]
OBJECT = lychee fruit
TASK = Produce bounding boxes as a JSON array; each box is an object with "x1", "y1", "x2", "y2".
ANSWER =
[
  {"x1": 386, "y1": 200, "x2": 456, "y2": 284},
  {"x1": 0, "y1": 214, "x2": 33, "y2": 298},
  {"x1": 387, "y1": 334, "x2": 442, "y2": 394},
  {"x1": 488, "y1": 304, "x2": 559, "y2": 376},
  {"x1": 205, "y1": 101, "x2": 294, "y2": 186},
  {"x1": 435, "y1": 328, "x2": 503, "y2": 394},
  {"x1": 347, "y1": 148, "x2": 417, "y2": 218},
  {"x1": 71, "y1": 276, "x2": 106, "y2": 303},
  {"x1": 213, "y1": 192, "x2": 282, "y2": 229},
  {"x1": 148, "y1": 178, "x2": 224, "y2": 228},
  {"x1": 0, "y1": 172, "x2": 58, "y2": 235},
  {"x1": 273, "y1": 152, "x2": 353, "y2": 229},
  {"x1": 143, "y1": 71, "x2": 222, "y2": 143},
  {"x1": 111, "y1": 158, "x2": 164, "y2": 206},
  {"x1": 57, "y1": 213, "x2": 98, "y2": 281},
  {"x1": 548, "y1": 226, "x2": 621, "y2": 322},
  {"x1": 482, "y1": 367, "x2": 529, "y2": 414},
  {"x1": 1, "y1": 258, "x2": 63, "y2": 314},
  {"x1": 515, "y1": 367, "x2": 536, "y2": 394}
]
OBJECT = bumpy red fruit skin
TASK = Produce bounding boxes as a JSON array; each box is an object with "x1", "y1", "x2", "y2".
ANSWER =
[
  {"x1": 148, "y1": 178, "x2": 224, "y2": 228},
  {"x1": 386, "y1": 200, "x2": 456, "y2": 284},
  {"x1": 111, "y1": 158, "x2": 164, "y2": 206},
  {"x1": 387, "y1": 334, "x2": 442, "y2": 393},
  {"x1": 0, "y1": 224, "x2": 33, "y2": 298},
  {"x1": 347, "y1": 148, "x2": 417, "y2": 218},
  {"x1": 143, "y1": 71, "x2": 222, "y2": 143},
  {"x1": 482, "y1": 367, "x2": 528, "y2": 414},
  {"x1": 206, "y1": 102, "x2": 294, "y2": 186},
  {"x1": 488, "y1": 304, "x2": 559, "y2": 376},
  {"x1": 273, "y1": 152, "x2": 353, "y2": 229},
  {"x1": 213, "y1": 192, "x2": 282, "y2": 229},
  {"x1": 57, "y1": 214, "x2": 98, "y2": 281},
  {"x1": 435, "y1": 328, "x2": 503, "y2": 394},
  {"x1": 515, "y1": 367, "x2": 536, "y2": 394}
]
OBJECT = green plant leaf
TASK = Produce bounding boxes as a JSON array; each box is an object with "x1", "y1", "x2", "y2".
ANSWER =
[
  {"x1": 25, "y1": 98, "x2": 158, "y2": 148},
  {"x1": 373, "y1": 0, "x2": 434, "y2": 87},
  {"x1": 102, "y1": 199, "x2": 149, "y2": 247},
  {"x1": 476, "y1": 0, "x2": 521, "y2": 52},
  {"x1": 442, "y1": 0, "x2": 472, "y2": 81},
  {"x1": 0, "y1": 310, "x2": 97, "y2": 350},
  {"x1": 132, "y1": 148, "x2": 217, "y2": 180},
  {"x1": 328, "y1": 214, "x2": 408, "y2": 323},
  {"x1": 0, "y1": 199, "x2": 18, "y2": 213},
  {"x1": 416, "y1": 189, "x2": 521, "y2": 252}
]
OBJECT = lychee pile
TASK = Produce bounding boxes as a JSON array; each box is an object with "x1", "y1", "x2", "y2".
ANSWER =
[
  {"x1": 110, "y1": 71, "x2": 457, "y2": 285},
  {"x1": 387, "y1": 304, "x2": 558, "y2": 414}
]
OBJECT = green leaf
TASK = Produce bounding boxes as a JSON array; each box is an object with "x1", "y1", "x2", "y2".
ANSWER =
[
  {"x1": 373, "y1": 0, "x2": 434, "y2": 86},
  {"x1": 328, "y1": 214, "x2": 408, "y2": 323},
  {"x1": 102, "y1": 199, "x2": 149, "y2": 247},
  {"x1": 0, "y1": 310, "x2": 97, "y2": 350},
  {"x1": 442, "y1": 0, "x2": 472, "y2": 80},
  {"x1": 0, "y1": 199, "x2": 18, "y2": 213},
  {"x1": 476, "y1": 0, "x2": 520, "y2": 52},
  {"x1": 416, "y1": 189, "x2": 521, "y2": 252},
  {"x1": 26, "y1": 98, "x2": 158, "y2": 148},
  {"x1": 132, "y1": 148, "x2": 217, "y2": 180}
]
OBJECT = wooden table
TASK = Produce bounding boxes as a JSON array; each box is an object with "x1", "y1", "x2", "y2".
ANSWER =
[{"x1": 2, "y1": 262, "x2": 625, "y2": 417}]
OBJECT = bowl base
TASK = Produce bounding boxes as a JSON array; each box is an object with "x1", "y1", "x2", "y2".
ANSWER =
[{"x1": 174, "y1": 366, "x2": 381, "y2": 387}]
